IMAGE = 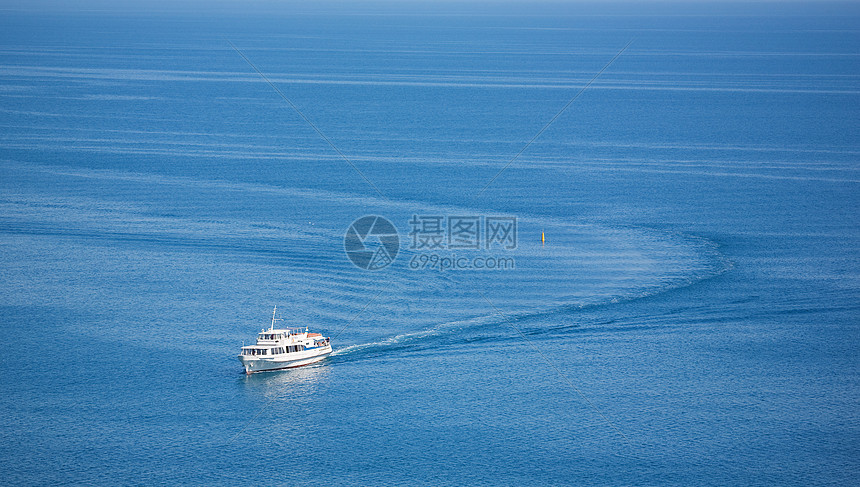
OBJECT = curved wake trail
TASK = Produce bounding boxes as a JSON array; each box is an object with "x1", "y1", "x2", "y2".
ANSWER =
[
  {"x1": 329, "y1": 234, "x2": 730, "y2": 363},
  {"x1": 1, "y1": 160, "x2": 728, "y2": 357}
]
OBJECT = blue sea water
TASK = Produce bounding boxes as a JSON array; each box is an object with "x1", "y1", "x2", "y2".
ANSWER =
[{"x1": 1, "y1": 2, "x2": 859, "y2": 485}]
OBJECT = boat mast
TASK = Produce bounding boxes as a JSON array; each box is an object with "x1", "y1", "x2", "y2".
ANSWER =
[{"x1": 270, "y1": 306, "x2": 277, "y2": 331}]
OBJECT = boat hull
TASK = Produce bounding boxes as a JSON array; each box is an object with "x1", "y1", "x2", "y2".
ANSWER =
[{"x1": 238, "y1": 346, "x2": 332, "y2": 374}]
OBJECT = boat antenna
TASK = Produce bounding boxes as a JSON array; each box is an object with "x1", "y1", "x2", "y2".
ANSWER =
[{"x1": 270, "y1": 306, "x2": 277, "y2": 331}]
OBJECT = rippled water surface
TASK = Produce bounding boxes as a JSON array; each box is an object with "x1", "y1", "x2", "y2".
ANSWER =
[{"x1": 1, "y1": 3, "x2": 858, "y2": 485}]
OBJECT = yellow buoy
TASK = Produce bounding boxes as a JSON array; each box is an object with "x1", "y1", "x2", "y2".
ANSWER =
[{"x1": 541, "y1": 230, "x2": 545, "y2": 245}]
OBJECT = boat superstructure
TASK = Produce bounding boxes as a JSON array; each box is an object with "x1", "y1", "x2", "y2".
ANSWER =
[{"x1": 238, "y1": 307, "x2": 332, "y2": 374}]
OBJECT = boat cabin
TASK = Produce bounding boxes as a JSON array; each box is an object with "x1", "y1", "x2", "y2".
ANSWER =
[{"x1": 240, "y1": 344, "x2": 308, "y2": 356}]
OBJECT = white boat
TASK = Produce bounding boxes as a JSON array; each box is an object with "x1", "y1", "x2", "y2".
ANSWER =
[{"x1": 238, "y1": 307, "x2": 332, "y2": 374}]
